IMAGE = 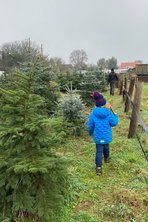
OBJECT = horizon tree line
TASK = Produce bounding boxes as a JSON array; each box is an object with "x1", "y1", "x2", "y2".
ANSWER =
[{"x1": 0, "y1": 39, "x2": 118, "y2": 73}]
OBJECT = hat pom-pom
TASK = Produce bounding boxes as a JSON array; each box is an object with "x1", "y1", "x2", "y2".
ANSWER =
[{"x1": 93, "y1": 91, "x2": 100, "y2": 99}]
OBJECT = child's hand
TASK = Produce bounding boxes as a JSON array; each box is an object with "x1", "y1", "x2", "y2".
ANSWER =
[
  {"x1": 106, "y1": 100, "x2": 113, "y2": 109},
  {"x1": 109, "y1": 99, "x2": 113, "y2": 109},
  {"x1": 85, "y1": 108, "x2": 91, "y2": 115}
]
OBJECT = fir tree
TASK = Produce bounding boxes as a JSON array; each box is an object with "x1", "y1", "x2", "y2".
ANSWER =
[
  {"x1": 0, "y1": 68, "x2": 69, "y2": 222},
  {"x1": 20, "y1": 59, "x2": 60, "y2": 115},
  {"x1": 80, "y1": 70, "x2": 107, "y2": 106},
  {"x1": 57, "y1": 71, "x2": 83, "y2": 92},
  {"x1": 59, "y1": 86, "x2": 87, "y2": 136}
]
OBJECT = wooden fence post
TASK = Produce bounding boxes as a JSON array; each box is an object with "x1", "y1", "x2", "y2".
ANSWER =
[
  {"x1": 124, "y1": 76, "x2": 128, "y2": 91},
  {"x1": 119, "y1": 77, "x2": 123, "y2": 95},
  {"x1": 128, "y1": 81, "x2": 143, "y2": 138},
  {"x1": 123, "y1": 76, "x2": 128, "y2": 102},
  {"x1": 124, "y1": 78, "x2": 135, "y2": 112}
]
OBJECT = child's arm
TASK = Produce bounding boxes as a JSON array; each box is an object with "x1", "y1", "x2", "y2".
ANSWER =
[
  {"x1": 88, "y1": 114, "x2": 95, "y2": 135},
  {"x1": 109, "y1": 111, "x2": 118, "y2": 127}
]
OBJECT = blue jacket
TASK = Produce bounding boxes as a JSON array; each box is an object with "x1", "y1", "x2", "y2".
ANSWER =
[{"x1": 88, "y1": 107, "x2": 118, "y2": 144}]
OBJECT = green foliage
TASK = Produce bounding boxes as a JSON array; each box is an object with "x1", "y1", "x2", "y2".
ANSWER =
[
  {"x1": 57, "y1": 71, "x2": 107, "y2": 101},
  {"x1": 56, "y1": 71, "x2": 83, "y2": 92},
  {"x1": 33, "y1": 61, "x2": 60, "y2": 116},
  {"x1": 56, "y1": 72, "x2": 73, "y2": 92},
  {"x1": 69, "y1": 211, "x2": 100, "y2": 222},
  {"x1": 0, "y1": 70, "x2": 14, "y2": 92},
  {"x1": 0, "y1": 40, "x2": 59, "y2": 116},
  {"x1": 56, "y1": 172, "x2": 87, "y2": 222},
  {"x1": 59, "y1": 93, "x2": 87, "y2": 136},
  {"x1": 0, "y1": 70, "x2": 69, "y2": 221},
  {"x1": 20, "y1": 60, "x2": 60, "y2": 115},
  {"x1": 100, "y1": 203, "x2": 133, "y2": 220},
  {"x1": 79, "y1": 70, "x2": 107, "y2": 105}
]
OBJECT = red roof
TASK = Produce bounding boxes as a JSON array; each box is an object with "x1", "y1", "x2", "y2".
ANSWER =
[{"x1": 120, "y1": 61, "x2": 142, "y2": 69}]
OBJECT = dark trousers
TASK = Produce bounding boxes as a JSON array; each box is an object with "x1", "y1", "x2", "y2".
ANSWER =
[
  {"x1": 96, "y1": 144, "x2": 110, "y2": 167},
  {"x1": 110, "y1": 82, "x2": 115, "y2": 95}
]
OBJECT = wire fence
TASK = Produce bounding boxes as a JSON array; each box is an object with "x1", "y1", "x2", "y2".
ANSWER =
[{"x1": 123, "y1": 89, "x2": 148, "y2": 161}]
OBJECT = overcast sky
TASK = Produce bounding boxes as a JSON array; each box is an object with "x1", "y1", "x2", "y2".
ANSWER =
[{"x1": 0, "y1": 0, "x2": 148, "y2": 64}]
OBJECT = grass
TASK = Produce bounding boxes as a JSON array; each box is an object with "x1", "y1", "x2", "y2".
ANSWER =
[{"x1": 59, "y1": 84, "x2": 148, "y2": 222}]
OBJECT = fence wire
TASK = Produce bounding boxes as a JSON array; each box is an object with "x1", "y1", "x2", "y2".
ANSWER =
[{"x1": 124, "y1": 90, "x2": 148, "y2": 161}]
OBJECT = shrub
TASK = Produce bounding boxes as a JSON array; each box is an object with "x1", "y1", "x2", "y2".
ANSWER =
[{"x1": 59, "y1": 94, "x2": 87, "y2": 136}]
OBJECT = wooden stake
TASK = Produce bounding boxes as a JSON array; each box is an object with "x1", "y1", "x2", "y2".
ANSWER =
[
  {"x1": 128, "y1": 81, "x2": 143, "y2": 138},
  {"x1": 124, "y1": 78, "x2": 135, "y2": 112},
  {"x1": 123, "y1": 77, "x2": 128, "y2": 102},
  {"x1": 119, "y1": 78, "x2": 123, "y2": 95}
]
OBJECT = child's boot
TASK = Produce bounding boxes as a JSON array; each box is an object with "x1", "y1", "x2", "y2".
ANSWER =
[
  {"x1": 104, "y1": 157, "x2": 110, "y2": 163},
  {"x1": 96, "y1": 167, "x2": 102, "y2": 175}
]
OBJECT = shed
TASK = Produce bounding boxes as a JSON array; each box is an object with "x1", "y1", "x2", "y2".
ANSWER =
[{"x1": 136, "y1": 64, "x2": 148, "y2": 82}]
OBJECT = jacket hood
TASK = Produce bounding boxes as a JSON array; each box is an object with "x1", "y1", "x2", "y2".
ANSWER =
[{"x1": 92, "y1": 107, "x2": 110, "y2": 119}]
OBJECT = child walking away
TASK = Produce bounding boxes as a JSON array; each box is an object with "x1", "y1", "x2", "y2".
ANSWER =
[{"x1": 88, "y1": 91, "x2": 118, "y2": 175}]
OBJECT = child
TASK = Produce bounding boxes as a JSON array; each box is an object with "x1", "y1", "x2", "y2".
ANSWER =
[{"x1": 88, "y1": 91, "x2": 118, "y2": 175}]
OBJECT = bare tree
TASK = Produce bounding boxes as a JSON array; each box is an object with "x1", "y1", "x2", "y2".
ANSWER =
[
  {"x1": 97, "y1": 58, "x2": 107, "y2": 70},
  {"x1": 106, "y1": 57, "x2": 118, "y2": 70},
  {"x1": 0, "y1": 39, "x2": 47, "y2": 71},
  {"x1": 49, "y1": 57, "x2": 65, "y2": 74},
  {"x1": 69, "y1": 49, "x2": 88, "y2": 71}
]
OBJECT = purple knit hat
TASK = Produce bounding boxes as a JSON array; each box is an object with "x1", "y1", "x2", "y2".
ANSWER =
[{"x1": 93, "y1": 91, "x2": 106, "y2": 107}]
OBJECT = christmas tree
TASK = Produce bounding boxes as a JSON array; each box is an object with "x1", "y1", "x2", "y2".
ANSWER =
[
  {"x1": 0, "y1": 67, "x2": 69, "y2": 222},
  {"x1": 80, "y1": 70, "x2": 107, "y2": 106}
]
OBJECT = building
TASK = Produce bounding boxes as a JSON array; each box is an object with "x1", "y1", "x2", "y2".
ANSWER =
[{"x1": 120, "y1": 61, "x2": 142, "y2": 73}]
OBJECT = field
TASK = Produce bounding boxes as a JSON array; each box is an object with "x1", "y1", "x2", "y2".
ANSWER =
[{"x1": 59, "y1": 84, "x2": 148, "y2": 222}]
